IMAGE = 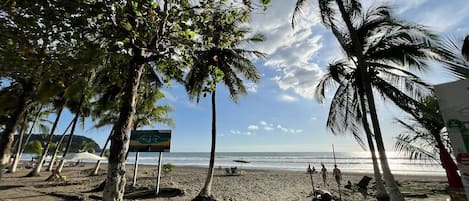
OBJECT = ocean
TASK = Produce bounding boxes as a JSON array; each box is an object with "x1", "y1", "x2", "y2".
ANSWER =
[
  {"x1": 22, "y1": 152, "x2": 445, "y2": 176},
  {"x1": 125, "y1": 152, "x2": 445, "y2": 176}
]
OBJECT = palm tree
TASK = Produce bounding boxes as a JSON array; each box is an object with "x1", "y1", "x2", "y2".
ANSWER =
[
  {"x1": 315, "y1": 61, "x2": 389, "y2": 199},
  {"x1": 27, "y1": 96, "x2": 66, "y2": 177},
  {"x1": 394, "y1": 95, "x2": 462, "y2": 190},
  {"x1": 186, "y1": 6, "x2": 265, "y2": 200},
  {"x1": 294, "y1": 1, "x2": 437, "y2": 200}
]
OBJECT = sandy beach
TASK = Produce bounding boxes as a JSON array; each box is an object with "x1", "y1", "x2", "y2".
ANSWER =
[{"x1": 0, "y1": 163, "x2": 450, "y2": 201}]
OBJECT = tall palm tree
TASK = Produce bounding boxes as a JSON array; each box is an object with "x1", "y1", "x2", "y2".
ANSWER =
[
  {"x1": 186, "y1": 6, "x2": 265, "y2": 200},
  {"x1": 294, "y1": 1, "x2": 437, "y2": 200},
  {"x1": 315, "y1": 61, "x2": 389, "y2": 200}
]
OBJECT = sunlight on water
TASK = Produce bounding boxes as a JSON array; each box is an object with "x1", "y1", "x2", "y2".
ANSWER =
[{"x1": 22, "y1": 151, "x2": 445, "y2": 176}]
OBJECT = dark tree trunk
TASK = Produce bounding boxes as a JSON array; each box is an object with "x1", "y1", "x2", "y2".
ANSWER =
[
  {"x1": 8, "y1": 110, "x2": 29, "y2": 173},
  {"x1": 195, "y1": 91, "x2": 217, "y2": 200},
  {"x1": 0, "y1": 91, "x2": 27, "y2": 177},
  {"x1": 103, "y1": 61, "x2": 145, "y2": 201}
]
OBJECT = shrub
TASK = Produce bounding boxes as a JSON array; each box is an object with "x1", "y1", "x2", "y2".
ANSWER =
[{"x1": 162, "y1": 163, "x2": 175, "y2": 176}]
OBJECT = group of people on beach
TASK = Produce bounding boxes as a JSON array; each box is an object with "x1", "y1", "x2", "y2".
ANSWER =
[{"x1": 307, "y1": 163, "x2": 342, "y2": 187}]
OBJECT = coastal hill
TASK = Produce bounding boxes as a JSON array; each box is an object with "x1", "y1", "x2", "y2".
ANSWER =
[{"x1": 14, "y1": 134, "x2": 101, "y2": 153}]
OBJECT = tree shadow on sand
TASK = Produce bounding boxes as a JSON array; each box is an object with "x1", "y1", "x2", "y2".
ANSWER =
[
  {"x1": 0, "y1": 185, "x2": 24, "y2": 190},
  {"x1": 86, "y1": 180, "x2": 184, "y2": 200}
]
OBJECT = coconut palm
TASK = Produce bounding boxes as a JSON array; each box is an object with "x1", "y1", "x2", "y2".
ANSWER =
[
  {"x1": 294, "y1": 1, "x2": 437, "y2": 200},
  {"x1": 394, "y1": 95, "x2": 462, "y2": 190},
  {"x1": 186, "y1": 7, "x2": 264, "y2": 200},
  {"x1": 315, "y1": 61, "x2": 389, "y2": 199}
]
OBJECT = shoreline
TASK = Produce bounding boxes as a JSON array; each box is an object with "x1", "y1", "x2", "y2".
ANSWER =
[{"x1": 0, "y1": 162, "x2": 450, "y2": 201}]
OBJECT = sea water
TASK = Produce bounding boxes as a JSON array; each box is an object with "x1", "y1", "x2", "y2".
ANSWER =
[
  {"x1": 21, "y1": 152, "x2": 444, "y2": 176},
  {"x1": 126, "y1": 152, "x2": 445, "y2": 176}
]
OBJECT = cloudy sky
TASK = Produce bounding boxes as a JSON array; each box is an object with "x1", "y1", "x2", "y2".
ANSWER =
[{"x1": 73, "y1": 0, "x2": 469, "y2": 152}]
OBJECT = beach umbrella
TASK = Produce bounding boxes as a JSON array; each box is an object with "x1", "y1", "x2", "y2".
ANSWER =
[{"x1": 65, "y1": 152, "x2": 107, "y2": 161}]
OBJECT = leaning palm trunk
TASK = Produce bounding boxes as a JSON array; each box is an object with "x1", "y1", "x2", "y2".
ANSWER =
[
  {"x1": 103, "y1": 62, "x2": 145, "y2": 201},
  {"x1": 433, "y1": 130, "x2": 463, "y2": 189},
  {"x1": 19, "y1": 104, "x2": 44, "y2": 159},
  {"x1": 46, "y1": 119, "x2": 74, "y2": 171},
  {"x1": 8, "y1": 112, "x2": 29, "y2": 173},
  {"x1": 27, "y1": 105, "x2": 64, "y2": 177},
  {"x1": 195, "y1": 91, "x2": 217, "y2": 200},
  {"x1": 334, "y1": 0, "x2": 404, "y2": 200},
  {"x1": 56, "y1": 106, "x2": 82, "y2": 173},
  {"x1": 365, "y1": 83, "x2": 404, "y2": 201},
  {"x1": 359, "y1": 90, "x2": 389, "y2": 200},
  {"x1": 91, "y1": 128, "x2": 113, "y2": 176},
  {"x1": 0, "y1": 91, "x2": 27, "y2": 179}
]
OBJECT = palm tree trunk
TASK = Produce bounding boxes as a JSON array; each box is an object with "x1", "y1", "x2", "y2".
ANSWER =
[
  {"x1": 196, "y1": 91, "x2": 217, "y2": 199},
  {"x1": 8, "y1": 111, "x2": 29, "y2": 173},
  {"x1": 56, "y1": 107, "x2": 81, "y2": 173},
  {"x1": 46, "y1": 119, "x2": 74, "y2": 171},
  {"x1": 358, "y1": 91, "x2": 389, "y2": 200},
  {"x1": 433, "y1": 131, "x2": 462, "y2": 188},
  {"x1": 365, "y1": 85, "x2": 404, "y2": 201},
  {"x1": 19, "y1": 104, "x2": 44, "y2": 159},
  {"x1": 334, "y1": 1, "x2": 404, "y2": 200},
  {"x1": 0, "y1": 91, "x2": 27, "y2": 178},
  {"x1": 91, "y1": 128, "x2": 113, "y2": 176},
  {"x1": 27, "y1": 105, "x2": 64, "y2": 177},
  {"x1": 103, "y1": 61, "x2": 145, "y2": 201}
]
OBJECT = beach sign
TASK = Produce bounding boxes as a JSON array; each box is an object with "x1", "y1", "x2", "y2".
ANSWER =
[
  {"x1": 128, "y1": 130, "x2": 171, "y2": 152},
  {"x1": 435, "y1": 78, "x2": 469, "y2": 199}
]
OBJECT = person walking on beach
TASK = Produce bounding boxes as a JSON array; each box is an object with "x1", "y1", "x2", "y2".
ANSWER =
[
  {"x1": 320, "y1": 163, "x2": 328, "y2": 187},
  {"x1": 333, "y1": 164, "x2": 342, "y2": 185}
]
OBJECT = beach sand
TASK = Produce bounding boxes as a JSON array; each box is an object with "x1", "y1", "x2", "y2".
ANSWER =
[{"x1": 0, "y1": 163, "x2": 451, "y2": 201}]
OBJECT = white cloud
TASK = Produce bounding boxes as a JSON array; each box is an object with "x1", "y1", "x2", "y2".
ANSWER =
[
  {"x1": 279, "y1": 94, "x2": 298, "y2": 103},
  {"x1": 247, "y1": 125, "x2": 259, "y2": 130},
  {"x1": 248, "y1": 1, "x2": 325, "y2": 100},
  {"x1": 226, "y1": 121, "x2": 304, "y2": 137},
  {"x1": 245, "y1": 82, "x2": 258, "y2": 93},
  {"x1": 228, "y1": 130, "x2": 252, "y2": 136}
]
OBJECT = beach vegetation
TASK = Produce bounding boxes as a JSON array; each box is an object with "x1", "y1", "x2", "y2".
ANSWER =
[
  {"x1": 184, "y1": 1, "x2": 267, "y2": 200},
  {"x1": 293, "y1": 0, "x2": 438, "y2": 200},
  {"x1": 24, "y1": 140, "x2": 43, "y2": 157},
  {"x1": 394, "y1": 95, "x2": 462, "y2": 190},
  {"x1": 162, "y1": 163, "x2": 175, "y2": 176}
]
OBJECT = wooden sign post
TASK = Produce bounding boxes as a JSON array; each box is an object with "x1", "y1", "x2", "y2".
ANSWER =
[
  {"x1": 128, "y1": 130, "x2": 171, "y2": 196},
  {"x1": 132, "y1": 152, "x2": 139, "y2": 187},
  {"x1": 155, "y1": 152, "x2": 163, "y2": 195}
]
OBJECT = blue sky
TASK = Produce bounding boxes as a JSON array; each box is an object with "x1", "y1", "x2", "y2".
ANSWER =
[{"x1": 57, "y1": 0, "x2": 469, "y2": 152}]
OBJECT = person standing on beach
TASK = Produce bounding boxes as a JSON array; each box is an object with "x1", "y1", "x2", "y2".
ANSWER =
[
  {"x1": 320, "y1": 163, "x2": 328, "y2": 187},
  {"x1": 333, "y1": 165, "x2": 342, "y2": 185}
]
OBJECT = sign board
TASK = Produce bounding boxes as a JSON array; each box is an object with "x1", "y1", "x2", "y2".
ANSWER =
[
  {"x1": 129, "y1": 130, "x2": 171, "y2": 152},
  {"x1": 435, "y1": 78, "x2": 469, "y2": 199}
]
